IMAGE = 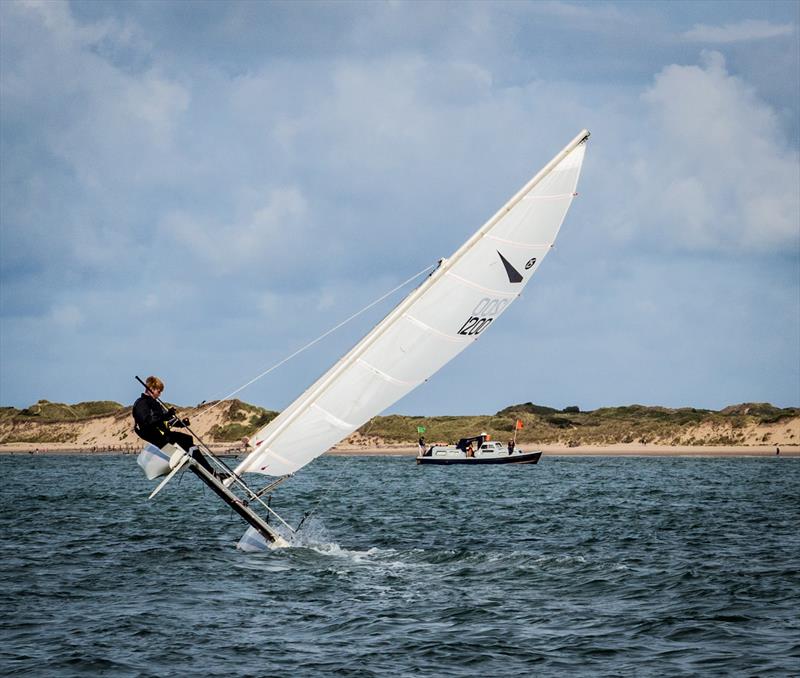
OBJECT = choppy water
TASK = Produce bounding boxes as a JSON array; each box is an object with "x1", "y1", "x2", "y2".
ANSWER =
[{"x1": 1, "y1": 454, "x2": 798, "y2": 676}]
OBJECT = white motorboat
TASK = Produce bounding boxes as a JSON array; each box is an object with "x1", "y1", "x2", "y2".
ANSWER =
[{"x1": 417, "y1": 435, "x2": 542, "y2": 465}]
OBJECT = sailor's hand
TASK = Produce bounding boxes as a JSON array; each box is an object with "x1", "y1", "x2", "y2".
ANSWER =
[
  {"x1": 166, "y1": 407, "x2": 176, "y2": 418},
  {"x1": 181, "y1": 418, "x2": 190, "y2": 427}
]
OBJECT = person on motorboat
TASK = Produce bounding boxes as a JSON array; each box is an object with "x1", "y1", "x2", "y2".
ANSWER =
[
  {"x1": 507, "y1": 439, "x2": 515, "y2": 455},
  {"x1": 132, "y1": 375, "x2": 228, "y2": 479}
]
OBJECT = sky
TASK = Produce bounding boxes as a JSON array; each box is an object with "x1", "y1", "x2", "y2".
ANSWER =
[{"x1": 1, "y1": 0, "x2": 798, "y2": 416}]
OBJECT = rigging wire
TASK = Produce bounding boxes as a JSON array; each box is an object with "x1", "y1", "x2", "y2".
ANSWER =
[
  {"x1": 195, "y1": 261, "x2": 437, "y2": 420},
  {"x1": 294, "y1": 456, "x2": 353, "y2": 533}
]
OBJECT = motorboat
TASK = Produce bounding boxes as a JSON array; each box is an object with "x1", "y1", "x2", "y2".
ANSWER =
[{"x1": 417, "y1": 435, "x2": 542, "y2": 465}]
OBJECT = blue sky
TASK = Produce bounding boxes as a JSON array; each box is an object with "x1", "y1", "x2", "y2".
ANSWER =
[{"x1": 1, "y1": 0, "x2": 798, "y2": 415}]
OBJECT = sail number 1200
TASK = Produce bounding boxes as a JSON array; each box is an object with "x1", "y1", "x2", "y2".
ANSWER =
[
  {"x1": 457, "y1": 316, "x2": 493, "y2": 336},
  {"x1": 456, "y1": 298, "x2": 510, "y2": 336}
]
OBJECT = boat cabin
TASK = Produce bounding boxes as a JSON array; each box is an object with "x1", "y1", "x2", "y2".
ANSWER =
[
  {"x1": 424, "y1": 436, "x2": 513, "y2": 458},
  {"x1": 477, "y1": 441, "x2": 507, "y2": 454},
  {"x1": 456, "y1": 435, "x2": 488, "y2": 453}
]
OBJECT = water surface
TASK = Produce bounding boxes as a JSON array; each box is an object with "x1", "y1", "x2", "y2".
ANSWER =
[{"x1": 1, "y1": 454, "x2": 798, "y2": 676}]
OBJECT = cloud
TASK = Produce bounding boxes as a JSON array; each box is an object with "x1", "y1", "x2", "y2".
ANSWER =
[
  {"x1": 50, "y1": 304, "x2": 84, "y2": 331},
  {"x1": 1, "y1": 0, "x2": 190, "y2": 279},
  {"x1": 524, "y1": 0, "x2": 639, "y2": 31},
  {"x1": 1, "y1": 1, "x2": 798, "y2": 413},
  {"x1": 682, "y1": 19, "x2": 795, "y2": 43},
  {"x1": 160, "y1": 187, "x2": 310, "y2": 276},
  {"x1": 632, "y1": 51, "x2": 799, "y2": 252}
]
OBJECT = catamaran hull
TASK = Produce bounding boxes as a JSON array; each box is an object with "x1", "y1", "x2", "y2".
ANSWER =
[
  {"x1": 137, "y1": 441, "x2": 290, "y2": 548},
  {"x1": 137, "y1": 443, "x2": 172, "y2": 479},
  {"x1": 417, "y1": 451, "x2": 542, "y2": 465},
  {"x1": 187, "y1": 462, "x2": 289, "y2": 548}
]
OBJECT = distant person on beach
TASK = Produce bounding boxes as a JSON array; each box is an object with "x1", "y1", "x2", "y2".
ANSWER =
[
  {"x1": 132, "y1": 376, "x2": 224, "y2": 478},
  {"x1": 776, "y1": 446, "x2": 780, "y2": 456}
]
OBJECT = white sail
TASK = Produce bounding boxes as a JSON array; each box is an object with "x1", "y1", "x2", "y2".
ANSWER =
[{"x1": 235, "y1": 130, "x2": 590, "y2": 477}]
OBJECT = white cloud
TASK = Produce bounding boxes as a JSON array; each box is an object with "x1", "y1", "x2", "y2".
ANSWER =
[
  {"x1": 1, "y1": 1, "x2": 798, "y2": 412},
  {"x1": 1, "y1": 0, "x2": 190, "y2": 278},
  {"x1": 161, "y1": 187, "x2": 310, "y2": 274},
  {"x1": 528, "y1": 0, "x2": 637, "y2": 29},
  {"x1": 50, "y1": 304, "x2": 84, "y2": 330},
  {"x1": 5, "y1": 1, "x2": 188, "y2": 159},
  {"x1": 635, "y1": 51, "x2": 799, "y2": 252},
  {"x1": 682, "y1": 19, "x2": 795, "y2": 43}
]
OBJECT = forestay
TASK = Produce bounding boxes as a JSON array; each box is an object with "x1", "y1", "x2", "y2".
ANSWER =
[{"x1": 235, "y1": 130, "x2": 590, "y2": 477}]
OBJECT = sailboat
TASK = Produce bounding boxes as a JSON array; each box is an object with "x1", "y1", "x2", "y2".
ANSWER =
[{"x1": 137, "y1": 129, "x2": 590, "y2": 550}]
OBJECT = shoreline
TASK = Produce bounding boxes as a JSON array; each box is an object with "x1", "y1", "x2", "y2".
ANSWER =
[
  {"x1": 329, "y1": 443, "x2": 798, "y2": 457},
  {"x1": 1, "y1": 442, "x2": 796, "y2": 457}
]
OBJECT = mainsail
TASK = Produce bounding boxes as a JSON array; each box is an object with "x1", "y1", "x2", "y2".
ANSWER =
[{"x1": 235, "y1": 130, "x2": 589, "y2": 478}]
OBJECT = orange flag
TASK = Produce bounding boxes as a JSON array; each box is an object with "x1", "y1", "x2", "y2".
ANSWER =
[{"x1": 516, "y1": 419, "x2": 523, "y2": 430}]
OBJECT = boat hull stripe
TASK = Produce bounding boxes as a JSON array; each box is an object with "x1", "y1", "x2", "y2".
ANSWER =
[{"x1": 417, "y1": 451, "x2": 543, "y2": 465}]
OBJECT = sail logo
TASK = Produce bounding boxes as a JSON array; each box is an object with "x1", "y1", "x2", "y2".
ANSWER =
[
  {"x1": 498, "y1": 251, "x2": 523, "y2": 283},
  {"x1": 457, "y1": 297, "x2": 510, "y2": 336}
]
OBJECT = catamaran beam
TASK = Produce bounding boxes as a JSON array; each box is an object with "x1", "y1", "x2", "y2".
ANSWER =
[{"x1": 251, "y1": 474, "x2": 294, "y2": 500}]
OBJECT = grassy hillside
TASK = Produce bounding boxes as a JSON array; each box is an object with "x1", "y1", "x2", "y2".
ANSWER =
[
  {"x1": 0, "y1": 399, "x2": 279, "y2": 444},
  {"x1": 0, "y1": 399, "x2": 796, "y2": 446},
  {"x1": 355, "y1": 402, "x2": 798, "y2": 447},
  {"x1": 205, "y1": 400, "x2": 278, "y2": 441},
  {"x1": 0, "y1": 400, "x2": 125, "y2": 421}
]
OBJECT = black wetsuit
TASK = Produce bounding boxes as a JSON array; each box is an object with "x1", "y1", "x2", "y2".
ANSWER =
[{"x1": 132, "y1": 393, "x2": 214, "y2": 473}]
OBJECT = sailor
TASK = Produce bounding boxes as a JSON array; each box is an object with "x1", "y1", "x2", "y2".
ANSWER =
[
  {"x1": 418, "y1": 436, "x2": 425, "y2": 456},
  {"x1": 507, "y1": 439, "x2": 515, "y2": 455},
  {"x1": 132, "y1": 376, "x2": 227, "y2": 479}
]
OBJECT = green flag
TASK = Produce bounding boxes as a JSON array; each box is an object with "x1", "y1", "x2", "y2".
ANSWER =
[{"x1": 417, "y1": 426, "x2": 426, "y2": 434}]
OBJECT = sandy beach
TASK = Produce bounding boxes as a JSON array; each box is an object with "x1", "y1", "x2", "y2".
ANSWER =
[
  {"x1": 1, "y1": 441, "x2": 796, "y2": 457},
  {"x1": 4, "y1": 399, "x2": 796, "y2": 458},
  {"x1": 329, "y1": 443, "x2": 799, "y2": 457}
]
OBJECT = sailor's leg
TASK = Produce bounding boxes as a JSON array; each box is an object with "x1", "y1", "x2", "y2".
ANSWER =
[
  {"x1": 165, "y1": 431, "x2": 209, "y2": 471},
  {"x1": 189, "y1": 447, "x2": 216, "y2": 474}
]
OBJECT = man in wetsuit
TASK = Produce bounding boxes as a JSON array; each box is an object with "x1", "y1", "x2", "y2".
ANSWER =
[{"x1": 133, "y1": 376, "x2": 227, "y2": 479}]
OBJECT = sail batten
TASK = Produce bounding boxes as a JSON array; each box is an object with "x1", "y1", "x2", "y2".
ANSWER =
[
  {"x1": 311, "y1": 403, "x2": 353, "y2": 430},
  {"x1": 235, "y1": 130, "x2": 589, "y2": 477},
  {"x1": 520, "y1": 192, "x2": 576, "y2": 201},
  {"x1": 443, "y1": 271, "x2": 518, "y2": 296},
  {"x1": 403, "y1": 314, "x2": 468, "y2": 342},
  {"x1": 482, "y1": 234, "x2": 552, "y2": 249},
  {"x1": 356, "y1": 358, "x2": 417, "y2": 386}
]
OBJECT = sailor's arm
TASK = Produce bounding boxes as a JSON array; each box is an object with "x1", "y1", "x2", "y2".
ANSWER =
[{"x1": 133, "y1": 398, "x2": 175, "y2": 427}]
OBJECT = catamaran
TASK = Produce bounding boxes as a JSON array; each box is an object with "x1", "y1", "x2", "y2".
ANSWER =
[{"x1": 137, "y1": 129, "x2": 590, "y2": 550}]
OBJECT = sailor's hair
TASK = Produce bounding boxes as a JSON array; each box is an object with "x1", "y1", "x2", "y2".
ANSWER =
[{"x1": 145, "y1": 376, "x2": 164, "y2": 392}]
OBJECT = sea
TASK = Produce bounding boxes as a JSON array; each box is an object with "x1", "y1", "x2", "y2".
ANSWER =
[{"x1": 1, "y1": 454, "x2": 798, "y2": 677}]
